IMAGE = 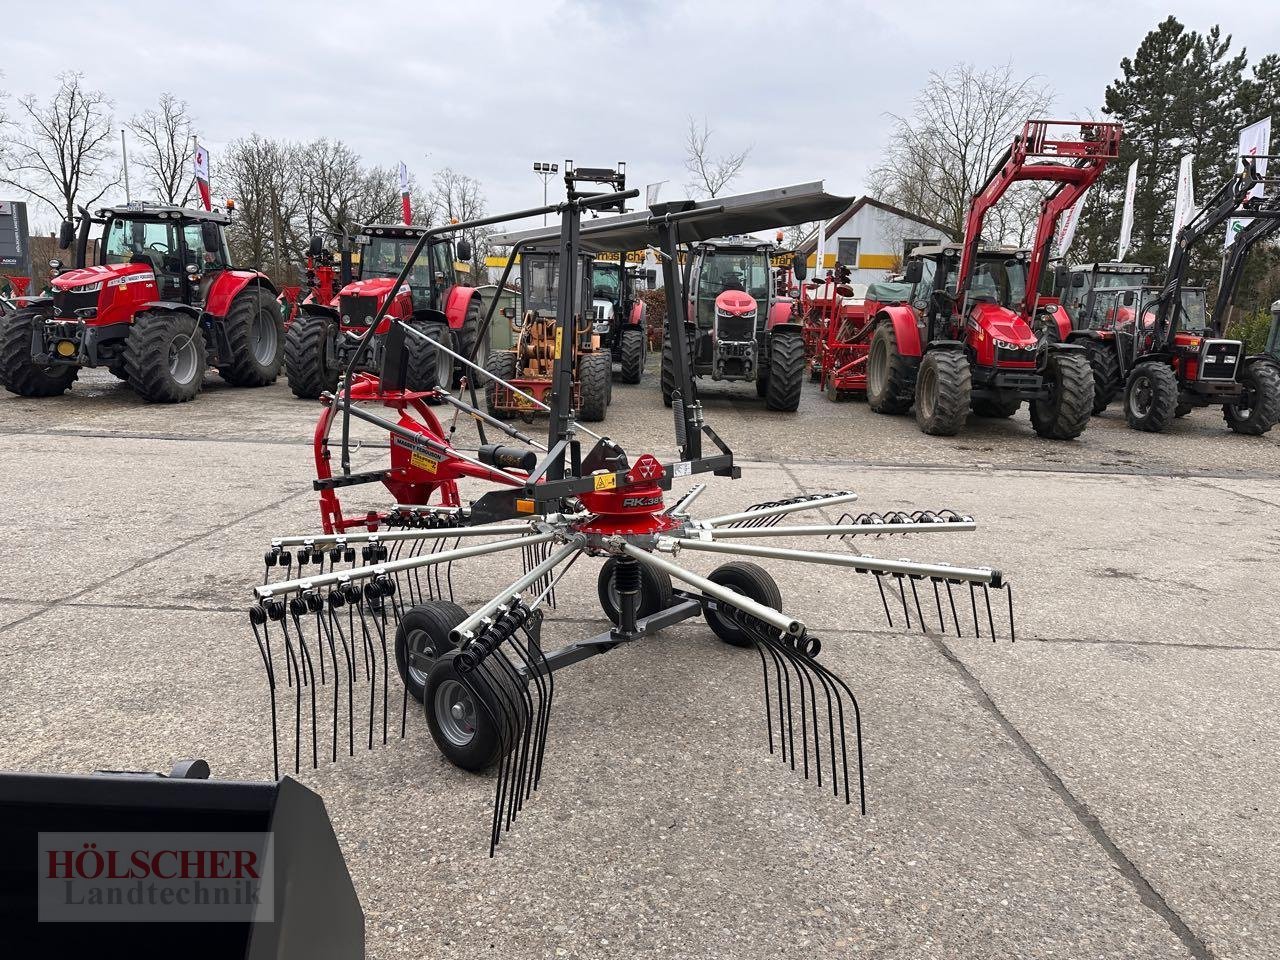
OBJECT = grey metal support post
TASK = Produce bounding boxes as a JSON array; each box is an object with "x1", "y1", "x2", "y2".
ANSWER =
[
  {"x1": 545, "y1": 193, "x2": 583, "y2": 475},
  {"x1": 657, "y1": 219, "x2": 701, "y2": 460}
]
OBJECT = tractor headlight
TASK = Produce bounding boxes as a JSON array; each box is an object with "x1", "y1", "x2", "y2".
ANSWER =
[{"x1": 69, "y1": 281, "x2": 102, "y2": 294}]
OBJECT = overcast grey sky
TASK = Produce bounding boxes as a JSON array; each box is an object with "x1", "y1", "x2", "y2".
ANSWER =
[{"x1": 5, "y1": 0, "x2": 1280, "y2": 229}]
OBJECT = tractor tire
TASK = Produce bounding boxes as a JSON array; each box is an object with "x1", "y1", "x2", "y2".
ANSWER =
[
  {"x1": 764, "y1": 331, "x2": 805, "y2": 411},
  {"x1": 483, "y1": 349, "x2": 518, "y2": 419},
  {"x1": 619, "y1": 327, "x2": 646, "y2": 384},
  {"x1": 405, "y1": 321, "x2": 453, "y2": 392},
  {"x1": 1223, "y1": 362, "x2": 1280, "y2": 436},
  {"x1": 578, "y1": 350, "x2": 611, "y2": 422},
  {"x1": 867, "y1": 322, "x2": 915, "y2": 414},
  {"x1": 971, "y1": 397, "x2": 1021, "y2": 418},
  {"x1": 284, "y1": 314, "x2": 338, "y2": 399},
  {"x1": 457, "y1": 298, "x2": 485, "y2": 383},
  {"x1": 107, "y1": 360, "x2": 129, "y2": 381},
  {"x1": 395, "y1": 600, "x2": 468, "y2": 704},
  {"x1": 123, "y1": 311, "x2": 206, "y2": 403},
  {"x1": 217, "y1": 286, "x2": 284, "y2": 387},
  {"x1": 1175, "y1": 403, "x2": 1193, "y2": 418},
  {"x1": 754, "y1": 368, "x2": 769, "y2": 398},
  {"x1": 1123, "y1": 361, "x2": 1178, "y2": 433},
  {"x1": 0, "y1": 308, "x2": 78, "y2": 397},
  {"x1": 424, "y1": 649, "x2": 522, "y2": 772},
  {"x1": 596, "y1": 558, "x2": 674, "y2": 625},
  {"x1": 1031, "y1": 351, "x2": 1094, "y2": 440},
  {"x1": 1087, "y1": 343, "x2": 1122, "y2": 414},
  {"x1": 702, "y1": 561, "x2": 783, "y2": 648},
  {"x1": 914, "y1": 349, "x2": 971, "y2": 436}
]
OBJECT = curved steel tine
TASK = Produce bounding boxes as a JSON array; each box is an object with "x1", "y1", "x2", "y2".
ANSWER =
[
  {"x1": 277, "y1": 614, "x2": 302, "y2": 774},
  {"x1": 932, "y1": 580, "x2": 946, "y2": 635},
  {"x1": 1006, "y1": 584, "x2": 1016, "y2": 642},
  {"x1": 806, "y1": 655, "x2": 866, "y2": 813},
  {"x1": 945, "y1": 580, "x2": 962, "y2": 637},
  {"x1": 317, "y1": 606, "x2": 341, "y2": 763},
  {"x1": 287, "y1": 606, "x2": 318, "y2": 770},
  {"x1": 969, "y1": 582, "x2": 981, "y2": 638},
  {"x1": 874, "y1": 574, "x2": 894, "y2": 628},
  {"x1": 983, "y1": 585, "x2": 996, "y2": 642},
  {"x1": 907, "y1": 577, "x2": 926, "y2": 633},
  {"x1": 896, "y1": 576, "x2": 911, "y2": 629},
  {"x1": 250, "y1": 615, "x2": 279, "y2": 781}
]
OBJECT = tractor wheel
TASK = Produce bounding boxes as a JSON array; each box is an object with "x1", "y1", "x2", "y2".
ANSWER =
[
  {"x1": 0, "y1": 308, "x2": 78, "y2": 397},
  {"x1": 483, "y1": 350, "x2": 518, "y2": 419},
  {"x1": 217, "y1": 286, "x2": 284, "y2": 387},
  {"x1": 1123, "y1": 361, "x2": 1178, "y2": 433},
  {"x1": 107, "y1": 360, "x2": 129, "y2": 381},
  {"x1": 284, "y1": 314, "x2": 338, "y2": 399},
  {"x1": 424, "y1": 649, "x2": 520, "y2": 772},
  {"x1": 578, "y1": 350, "x2": 611, "y2": 422},
  {"x1": 754, "y1": 367, "x2": 769, "y2": 398},
  {"x1": 123, "y1": 311, "x2": 206, "y2": 403},
  {"x1": 1223, "y1": 362, "x2": 1280, "y2": 436},
  {"x1": 619, "y1": 327, "x2": 646, "y2": 384},
  {"x1": 457, "y1": 299, "x2": 486, "y2": 383},
  {"x1": 395, "y1": 600, "x2": 467, "y2": 704},
  {"x1": 404, "y1": 320, "x2": 454, "y2": 393},
  {"x1": 660, "y1": 337, "x2": 675, "y2": 407},
  {"x1": 1031, "y1": 351, "x2": 1094, "y2": 440},
  {"x1": 914, "y1": 349, "x2": 971, "y2": 436},
  {"x1": 971, "y1": 397, "x2": 1021, "y2": 418},
  {"x1": 702, "y1": 561, "x2": 783, "y2": 648},
  {"x1": 596, "y1": 558, "x2": 674, "y2": 625},
  {"x1": 1086, "y1": 343, "x2": 1121, "y2": 414},
  {"x1": 1175, "y1": 403, "x2": 1193, "y2": 418},
  {"x1": 764, "y1": 331, "x2": 805, "y2": 411},
  {"x1": 867, "y1": 322, "x2": 915, "y2": 414}
]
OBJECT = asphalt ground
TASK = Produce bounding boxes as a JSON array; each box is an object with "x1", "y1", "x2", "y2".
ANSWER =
[{"x1": 1, "y1": 360, "x2": 1278, "y2": 959}]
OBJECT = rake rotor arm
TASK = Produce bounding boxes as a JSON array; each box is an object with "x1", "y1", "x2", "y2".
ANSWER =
[
  {"x1": 701, "y1": 490, "x2": 860, "y2": 527},
  {"x1": 701, "y1": 519, "x2": 977, "y2": 538},
  {"x1": 1212, "y1": 192, "x2": 1280, "y2": 337},
  {"x1": 450, "y1": 540, "x2": 584, "y2": 643},
  {"x1": 269, "y1": 520, "x2": 537, "y2": 549}
]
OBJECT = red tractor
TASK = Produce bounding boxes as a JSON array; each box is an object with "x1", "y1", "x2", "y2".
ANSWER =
[
  {"x1": 661, "y1": 237, "x2": 807, "y2": 411},
  {"x1": 283, "y1": 224, "x2": 481, "y2": 399},
  {"x1": 280, "y1": 238, "x2": 347, "y2": 329},
  {"x1": 0, "y1": 202, "x2": 282, "y2": 402},
  {"x1": 867, "y1": 120, "x2": 1120, "y2": 438},
  {"x1": 816, "y1": 271, "x2": 914, "y2": 401}
]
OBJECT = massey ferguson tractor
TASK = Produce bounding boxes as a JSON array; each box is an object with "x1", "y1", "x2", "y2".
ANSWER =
[
  {"x1": 0, "y1": 202, "x2": 282, "y2": 403},
  {"x1": 866, "y1": 120, "x2": 1120, "y2": 438},
  {"x1": 589, "y1": 257, "x2": 648, "y2": 383},
  {"x1": 283, "y1": 223, "x2": 480, "y2": 399},
  {"x1": 483, "y1": 244, "x2": 612, "y2": 421},
  {"x1": 1050, "y1": 261, "x2": 1156, "y2": 334},
  {"x1": 1077, "y1": 155, "x2": 1280, "y2": 433},
  {"x1": 661, "y1": 236, "x2": 807, "y2": 412}
]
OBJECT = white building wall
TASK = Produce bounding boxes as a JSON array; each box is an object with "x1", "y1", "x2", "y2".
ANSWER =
[{"x1": 813, "y1": 203, "x2": 947, "y2": 285}]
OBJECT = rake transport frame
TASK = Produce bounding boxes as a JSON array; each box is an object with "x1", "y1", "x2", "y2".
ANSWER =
[{"x1": 252, "y1": 178, "x2": 1020, "y2": 856}]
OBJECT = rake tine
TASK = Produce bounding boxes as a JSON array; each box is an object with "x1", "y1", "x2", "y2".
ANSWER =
[
  {"x1": 287, "y1": 602, "x2": 318, "y2": 770},
  {"x1": 507, "y1": 617, "x2": 550, "y2": 800},
  {"x1": 367, "y1": 581, "x2": 392, "y2": 745},
  {"x1": 250, "y1": 611, "x2": 280, "y2": 781},
  {"x1": 931, "y1": 579, "x2": 946, "y2": 635},
  {"x1": 753, "y1": 642, "x2": 777, "y2": 756},
  {"x1": 1006, "y1": 584, "x2": 1016, "y2": 642},
  {"x1": 760, "y1": 636, "x2": 793, "y2": 765},
  {"x1": 316, "y1": 603, "x2": 340, "y2": 764},
  {"x1": 969, "y1": 582, "x2": 981, "y2": 638},
  {"x1": 983, "y1": 585, "x2": 996, "y2": 642},
  {"x1": 482, "y1": 631, "x2": 534, "y2": 823},
  {"x1": 874, "y1": 574, "x2": 894, "y2": 628},
  {"x1": 907, "y1": 577, "x2": 926, "y2": 633},
  {"x1": 896, "y1": 576, "x2": 911, "y2": 630},
  {"x1": 806, "y1": 652, "x2": 866, "y2": 813},
  {"x1": 273, "y1": 606, "x2": 302, "y2": 775},
  {"x1": 945, "y1": 580, "x2": 962, "y2": 637},
  {"x1": 328, "y1": 596, "x2": 356, "y2": 757}
]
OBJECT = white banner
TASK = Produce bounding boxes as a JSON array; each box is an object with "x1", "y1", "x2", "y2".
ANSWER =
[
  {"x1": 1053, "y1": 186, "x2": 1089, "y2": 258},
  {"x1": 1225, "y1": 116, "x2": 1271, "y2": 247},
  {"x1": 1168, "y1": 153, "x2": 1195, "y2": 265},
  {"x1": 398, "y1": 161, "x2": 409, "y2": 195},
  {"x1": 1118, "y1": 160, "x2": 1138, "y2": 261}
]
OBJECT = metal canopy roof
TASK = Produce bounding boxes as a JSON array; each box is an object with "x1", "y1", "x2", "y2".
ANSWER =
[{"x1": 489, "y1": 181, "x2": 853, "y2": 253}]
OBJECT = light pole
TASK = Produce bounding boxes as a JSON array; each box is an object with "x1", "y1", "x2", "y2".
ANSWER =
[{"x1": 533, "y1": 161, "x2": 558, "y2": 224}]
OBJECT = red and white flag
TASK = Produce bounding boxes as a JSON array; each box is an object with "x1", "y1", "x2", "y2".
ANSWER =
[
  {"x1": 399, "y1": 161, "x2": 411, "y2": 224},
  {"x1": 193, "y1": 141, "x2": 211, "y2": 211}
]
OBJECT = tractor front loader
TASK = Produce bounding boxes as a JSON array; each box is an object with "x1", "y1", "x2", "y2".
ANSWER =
[
  {"x1": 1074, "y1": 156, "x2": 1280, "y2": 433},
  {"x1": 0, "y1": 202, "x2": 282, "y2": 403},
  {"x1": 867, "y1": 120, "x2": 1121, "y2": 438}
]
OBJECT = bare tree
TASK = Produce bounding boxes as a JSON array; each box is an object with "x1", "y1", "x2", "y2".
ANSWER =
[
  {"x1": 868, "y1": 63, "x2": 1053, "y2": 244},
  {"x1": 298, "y1": 138, "x2": 405, "y2": 239},
  {"x1": 222, "y1": 134, "x2": 303, "y2": 282},
  {"x1": 0, "y1": 72, "x2": 117, "y2": 220},
  {"x1": 127, "y1": 93, "x2": 197, "y2": 205},
  {"x1": 684, "y1": 116, "x2": 751, "y2": 198},
  {"x1": 428, "y1": 167, "x2": 489, "y2": 274}
]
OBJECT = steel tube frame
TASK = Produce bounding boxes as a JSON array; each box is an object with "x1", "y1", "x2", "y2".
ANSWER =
[
  {"x1": 705, "y1": 521, "x2": 977, "y2": 539},
  {"x1": 451, "y1": 541, "x2": 583, "y2": 642},
  {"x1": 620, "y1": 543, "x2": 804, "y2": 636},
  {"x1": 255, "y1": 531, "x2": 555, "y2": 600},
  {"x1": 701, "y1": 491, "x2": 861, "y2": 527},
  {"x1": 664, "y1": 538, "x2": 1000, "y2": 585}
]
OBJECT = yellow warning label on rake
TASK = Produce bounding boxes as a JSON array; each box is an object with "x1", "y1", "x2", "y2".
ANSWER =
[
  {"x1": 410, "y1": 450, "x2": 440, "y2": 473},
  {"x1": 593, "y1": 473, "x2": 617, "y2": 491},
  {"x1": 555, "y1": 325, "x2": 564, "y2": 360}
]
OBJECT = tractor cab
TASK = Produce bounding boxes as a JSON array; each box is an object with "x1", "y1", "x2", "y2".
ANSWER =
[
  {"x1": 336, "y1": 224, "x2": 462, "y2": 331},
  {"x1": 1085, "y1": 285, "x2": 1209, "y2": 336},
  {"x1": 689, "y1": 240, "x2": 778, "y2": 381},
  {"x1": 1055, "y1": 262, "x2": 1157, "y2": 330}
]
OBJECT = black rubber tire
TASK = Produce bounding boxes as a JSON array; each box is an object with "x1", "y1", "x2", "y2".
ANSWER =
[
  {"x1": 405, "y1": 321, "x2": 453, "y2": 392},
  {"x1": 1224, "y1": 361, "x2": 1280, "y2": 436},
  {"x1": 1031, "y1": 351, "x2": 1094, "y2": 440},
  {"x1": 578, "y1": 350, "x2": 611, "y2": 422},
  {"x1": 702, "y1": 561, "x2": 784, "y2": 648},
  {"x1": 456, "y1": 298, "x2": 485, "y2": 384},
  {"x1": 754, "y1": 368, "x2": 769, "y2": 398},
  {"x1": 107, "y1": 360, "x2": 129, "y2": 381},
  {"x1": 0, "y1": 308, "x2": 78, "y2": 397},
  {"x1": 765, "y1": 331, "x2": 805, "y2": 411},
  {"x1": 1175, "y1": 403, "x2": 1193, "y2": 418},
  {"x1": 867, "y1": 322, "x2": 916, "y2": 414},
  {"x1": 914, "y1": 349, "x2": 971, "y2": 436},
  {"x1": 1087, "y1": 343, "x2": 1121, "y2": 414},
  {"x1": 424, "y1": 649, "x2": 521, "y2": 772},
  {"x1": 1123, "y1": 361, "x2": 1178, "y2": 433},
  {"x1": 596, "y1": 558, "x2": 674, "y2": 625},
  {"x1": 123, "y1": 311, "x2": 206, "y2": 403},
  {"x1": 971, "y1": 396, "x2": 1021, "y2": 418},
  {"x1": 284, "y1": 313, "x2": 338, "y2": 399},
  {"x1": 395, "y1": 600, "x2": 468, "y2": 704},
  {"x1": 483, "y1": 349, "x2": 518, "y2": 419},
  {"x1": 619, "y1": 327, "x2": 646, "y2": 384},
  {"x1": 217, "y1": 286, "x2": 283, "y2": 387}
]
